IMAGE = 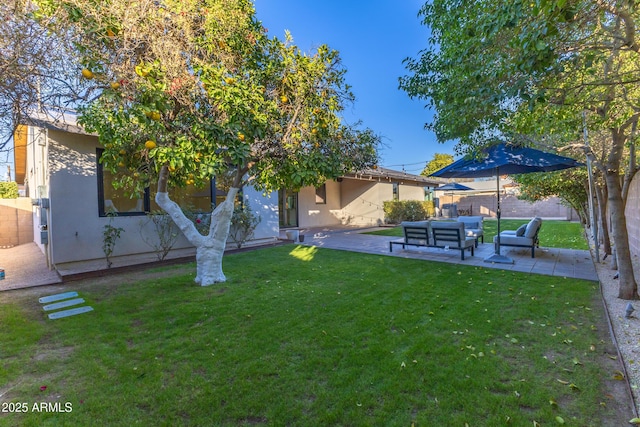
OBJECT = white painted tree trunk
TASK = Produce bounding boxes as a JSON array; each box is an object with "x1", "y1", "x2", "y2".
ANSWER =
[{"x1": 155, "y1": 187, "x2": 239, "y2": 286}]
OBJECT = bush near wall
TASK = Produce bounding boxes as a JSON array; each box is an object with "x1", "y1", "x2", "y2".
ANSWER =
[
  {"x1": 0, "y1": 182, "x2": 18, "y2": 199},
  {"x1": 383, "y1": 200, "x2": 435, "y2": 223}
]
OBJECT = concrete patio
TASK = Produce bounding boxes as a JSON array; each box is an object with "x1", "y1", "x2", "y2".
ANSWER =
[{"x1": 298, "y1": 226, "x2": 597, "y2": 281}]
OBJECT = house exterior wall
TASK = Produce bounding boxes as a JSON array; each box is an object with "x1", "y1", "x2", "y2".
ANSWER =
[
  {"x1": 24, "y1": 126, "x2": 49, "y2": 254},
  {"x1": 31, "y1": 126, "x2": 277, "y2": 267},
  {"x1": 296, "y1": 180, "x2": 343, "y2": 228},
  {"x1": 339, "y1": 178, "x2": 387, "y2": 226},
  {"x1": 296, "y1": 178, "x2": 431, "y2": 228},
  {"x1": 243, "y1": 186, "x2": 280, "y2": 241}
]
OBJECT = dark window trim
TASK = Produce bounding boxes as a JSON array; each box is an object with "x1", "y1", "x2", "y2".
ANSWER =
[
  {"x1": 315, "y1": 183, "x2": 327, "y2": 204},
  {"x1": 98, "y1": 148, "x2": 217, "y2": 217}
]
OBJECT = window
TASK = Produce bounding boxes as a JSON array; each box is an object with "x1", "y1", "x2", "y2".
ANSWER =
[
  {"x1": 315, "y1": 184, "x2": 327, "y2": 204},
  {"x1": 96, "y1": 149, "x2": 215, "y2": 217},
  {"x1": 392, "y1": 183, "x2": 399, "y2": 200}
]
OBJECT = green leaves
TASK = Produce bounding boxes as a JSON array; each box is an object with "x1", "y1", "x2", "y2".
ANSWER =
[{"x1": 46, "y1": 0, "x2": 379, "y2": 197}]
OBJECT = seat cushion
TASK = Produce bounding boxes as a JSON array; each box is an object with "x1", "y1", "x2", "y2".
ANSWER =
[
  {"x1": 431, "y1": 221, "x2": 464, "y2": 230},
  {"x1": 401, "y1": 221, "x2": 431, "y2": 229},
  {"x1": 457, "y1": 216, "x2": 483, "y2": 231},
  {"x1": 494, "y1": 234, "x2": 534, "y2": 246},
  {"x1": 524, "y1": 218, "x2": 542, "y2": 239},
  {"x1": 462, "y1": 236, "x2": 476, "y2": 248}
]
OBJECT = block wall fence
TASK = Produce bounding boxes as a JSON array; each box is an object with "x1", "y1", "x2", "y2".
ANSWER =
[{"x1": 0, "y1": 198, "x2": 33, "y2": 248}]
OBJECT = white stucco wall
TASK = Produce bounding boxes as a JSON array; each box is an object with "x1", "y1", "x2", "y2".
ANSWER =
[
  {"x1": 243, "y1": 186, "x2": 279, "y2": 241},
  {"x1": 296, "y1": 180, "x2": 343, "y2": 227},
  {"x1": 340, "y1": 179, "x2": 387, "y2": 226},
  {"x1": 40, "y1": 128, "x2": 278, "y2": 266}
]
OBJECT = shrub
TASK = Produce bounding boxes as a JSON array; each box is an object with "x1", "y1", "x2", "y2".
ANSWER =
[
  {"x1": 103, "y1": 214, "x2": 124, "y2": 268},
  {"x1": 383, "y1": 200, "x2": 434, "y2": 223},
  {"x1": 0, "y1": 182, "x2": 19, "y2": 199},
  {"x1": 139, "y1": 211, "x2": 180, "y2": 261},
  {"x1": 229, "y1": 204, "x2": 261, "y2": 248},
  {"x1": 182, "y1": 208, "x2": 211, "y2": 235}
]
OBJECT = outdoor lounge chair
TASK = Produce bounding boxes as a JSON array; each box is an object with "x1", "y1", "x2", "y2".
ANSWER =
[
  {"x1": 389, "y1": 220, "x2": 475, "y2": 260},
  {"x1": 456, "y1": 215, "x2": 484, "y2": 247},
  {"x1": 389, "y1": 221, "x2": 431, "y2": 251},
  {"x1": 493, "y1": 217, "x2": 542, "y2": 258},
  {"x1": 429, "y1": 221, "x2": 476, "y2": 260}
]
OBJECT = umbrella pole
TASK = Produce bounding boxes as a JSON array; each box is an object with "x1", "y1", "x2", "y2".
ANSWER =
[{"x1": 484, "y1": 169, "x2": 514, "y2": 264}]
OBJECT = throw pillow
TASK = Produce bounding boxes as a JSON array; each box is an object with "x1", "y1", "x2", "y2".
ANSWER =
[{"x1": 516, "y1": 224, "x2": 527, "y2": 237}]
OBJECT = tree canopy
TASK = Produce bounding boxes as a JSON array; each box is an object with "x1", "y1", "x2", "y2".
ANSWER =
[
  {"x1": 421, "y1": 152, "x2": 453, "y2": 177},
  {"x1": 0, "y1": 1, "x2": 86, "y2": 152},
  {"x1": 401, "y1": 0, "x2": 640, "y2": 298},
  {"x1": 32, "y1": 0, "x2": 380, "y2": 285},
  {"x1": 35, "y1": 0, "x2": 379, "y2": 195}
]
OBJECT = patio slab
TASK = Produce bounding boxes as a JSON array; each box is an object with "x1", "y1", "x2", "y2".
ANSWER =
[{"x1": 299, "y1": 226, "x2": 597, "y2": 281}]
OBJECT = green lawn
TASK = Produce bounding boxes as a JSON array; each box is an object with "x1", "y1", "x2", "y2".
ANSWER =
[
  {"x1": 367, "y1": 219, "x2": 589, "y2": 250},
  {"x1": 0, "y1": 244, "x2": 624, "y2": 426}
]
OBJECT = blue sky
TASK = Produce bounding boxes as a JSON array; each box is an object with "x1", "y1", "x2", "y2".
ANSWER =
[{"x1": 254, "y1": 0, "x2": 457, "y2": 175}]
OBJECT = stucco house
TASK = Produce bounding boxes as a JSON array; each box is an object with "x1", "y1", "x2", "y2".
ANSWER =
[
  {"x1": 11, "y1": 114, "x2": 439, "y2": 271},
  {"x1": 281, "y1": 167, "x2": 438, "y2": 229}
]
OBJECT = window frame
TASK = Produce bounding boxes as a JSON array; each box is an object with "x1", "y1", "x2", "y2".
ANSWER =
[
  {"x1": 96, "y1": 148, "x2": 215, "y2": 217},
  {"x1": 315, "y1": 183, "x2": 327, "y2": 205}
]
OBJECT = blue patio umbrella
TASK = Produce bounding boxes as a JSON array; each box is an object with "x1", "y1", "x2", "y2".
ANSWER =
[
  {"x1": 436, "y1": 182, "x2": 474, "y2": 192},
  {"x1": 430, "y1": 143, "x2": 584, "y2": 263},
  {"x1": 436, "y1": 182, "x2": 474, "y2": 208}
]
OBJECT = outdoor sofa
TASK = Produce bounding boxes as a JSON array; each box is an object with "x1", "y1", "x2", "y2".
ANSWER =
[
  {"x1": 493, "y1": 217, "x2": 542, "y2": 258},
  {"x1": 456, "y1": 215, "x2": 484, "y2": 247},
  {"x1": 389, "y1": 220, "x2": 476, "y2": 260}
]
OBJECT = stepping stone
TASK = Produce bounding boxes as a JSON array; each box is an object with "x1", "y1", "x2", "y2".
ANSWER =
[
  {"x1": 42, "y1": 298, "x2": 85, "y2": 312},
  {"x1": 48, "y1": 306, "x2": 94, "y2": 320},
  {"x1": 39, "y1": 292, "x2": 78, "y2": 304}
]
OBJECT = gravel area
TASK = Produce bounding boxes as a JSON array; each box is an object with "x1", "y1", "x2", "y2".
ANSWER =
[{"x1": 595, "y1": 249, "x2": 640, "y2": 417}]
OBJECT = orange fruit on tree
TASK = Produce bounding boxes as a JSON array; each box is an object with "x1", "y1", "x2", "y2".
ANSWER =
[
  {"x1": 81, "y1": 68, "x2": 94, "y2": 79},
  {"x1": 144, "y1": 140, "x2": 157, "y2": 149}
]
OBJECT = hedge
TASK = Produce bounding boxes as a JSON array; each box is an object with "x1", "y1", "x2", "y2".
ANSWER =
[{"x1": 383, "y1": 200, "x2": 435, "y2": 223}]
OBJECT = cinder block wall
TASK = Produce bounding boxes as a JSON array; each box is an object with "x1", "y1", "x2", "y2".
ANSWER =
[
  {"x1": 626, "y1": 174, "x2": 640, "y2": 257},
  {"x1": 445, "y1": 195, "x2": 577, "y2": 220},
  {"x1": 0, "y1": 198, "x2": 33, "y2": 247}
]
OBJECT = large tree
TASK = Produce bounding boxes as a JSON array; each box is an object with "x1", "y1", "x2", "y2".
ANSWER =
[
  {"x1": 512, "y1": 169, "x2": 589, "y2": 224},
  {"x1": 36, "y1": 0, "x2": 379, "y2": 285},
  {"x1": 0, "y1": 1, "x2": 86, "y2": 154},
  {"x1": 421, "y1": 152, "x2": 453, "y2": 177},
  {"x1": 401, "y1": 0, "x2": 640, "y2": 299}
]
